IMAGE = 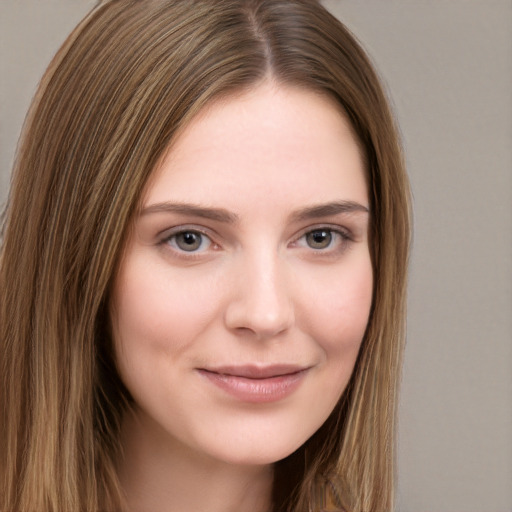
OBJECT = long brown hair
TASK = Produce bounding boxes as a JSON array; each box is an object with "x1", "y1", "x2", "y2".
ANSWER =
[{"x1": 0, "y1": 1, "x2": 411, "y2": 510}]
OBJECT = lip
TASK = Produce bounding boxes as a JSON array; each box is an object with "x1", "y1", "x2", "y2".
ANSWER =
[{"x1": 197, "y1": 365, "x2": 309, "y2": 403}]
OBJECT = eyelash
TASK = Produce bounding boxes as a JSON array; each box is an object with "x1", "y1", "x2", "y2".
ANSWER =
[
  {"x1": 292, "y1": 227, "x2": 352, "y2": 254},
  {"x1": 158, "y1": 225, "x2": 353, "y2": 259},
  {"x1": 159, "y1": 227, "x2": 217, "y2": 259}
]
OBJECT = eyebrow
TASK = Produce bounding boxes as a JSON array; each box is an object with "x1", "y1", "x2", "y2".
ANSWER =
[
  {"x1": 140, "y1": 200, "x2": 369, "y2": 224},
  {"x1": 289, "y1": 201, "x2": 369, "y2": 222},
  {"x1": 140, "y1": 202, "x2": 239, "y2": 223}
]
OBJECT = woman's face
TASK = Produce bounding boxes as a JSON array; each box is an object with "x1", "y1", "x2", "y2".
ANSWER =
[{"x1": 111, "y1": 82, "x2": 372, "y2": 467}]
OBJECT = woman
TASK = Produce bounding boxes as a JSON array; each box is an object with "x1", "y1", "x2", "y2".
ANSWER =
[{"x1": 0, "y1": 1, "x2": 411, "y2": 511}]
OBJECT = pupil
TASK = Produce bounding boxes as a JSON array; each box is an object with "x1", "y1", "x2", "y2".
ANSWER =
[
  {"x1": 308, "y1": 230, "x2": 331, "y2": 249},
  {"x1": 183, "y1": 233, "x2": 196, "y2": 245},
  {"x1": 177, "y1": 232, "x2": 201, "y2": 251}
]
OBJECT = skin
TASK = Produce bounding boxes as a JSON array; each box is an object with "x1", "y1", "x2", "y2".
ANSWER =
[{"x1": 111, "y1": 81, "x2": 373, "y2": 512}]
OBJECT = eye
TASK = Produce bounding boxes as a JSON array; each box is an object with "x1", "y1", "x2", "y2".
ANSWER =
[
  {"x1": 293, "y1": 226, "x2": 351, "y2": 254},
  {"x1": 305, "y1": 229, "x2": 334, "y2": 249},
  {"x1": 164, "y1": 230, "x2": 212, "y2": 252}
]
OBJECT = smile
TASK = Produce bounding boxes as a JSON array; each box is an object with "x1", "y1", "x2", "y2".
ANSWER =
[{"x1": 197, "y1": 365, "x2": 309, "y2": 403}]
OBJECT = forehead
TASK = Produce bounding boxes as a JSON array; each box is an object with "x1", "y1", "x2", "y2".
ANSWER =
[{"x1": 143, "y1": 82, "x2": 368, "y2": 211}]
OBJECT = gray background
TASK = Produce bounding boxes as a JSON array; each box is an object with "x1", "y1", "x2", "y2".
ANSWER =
[{"x1": 1, "y1": 1, "x2": 511, "y2": 510}]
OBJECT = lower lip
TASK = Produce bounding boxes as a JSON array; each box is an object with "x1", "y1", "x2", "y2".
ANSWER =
[{"x1": 198, "y1": 369, "x2": 307, "y2": 403}]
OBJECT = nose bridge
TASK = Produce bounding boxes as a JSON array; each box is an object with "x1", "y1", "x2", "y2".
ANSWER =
[{"x1": 224, "y1": 243, "x2": 294, "y2": 338}]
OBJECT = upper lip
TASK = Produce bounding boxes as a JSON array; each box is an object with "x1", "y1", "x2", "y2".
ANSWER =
[{"x1": 199, "y1": 364, "x2": 309, "y2": 379}]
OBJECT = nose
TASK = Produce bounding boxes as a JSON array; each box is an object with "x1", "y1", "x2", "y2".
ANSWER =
[{"x1": 224, "y1": 250, "x2": 295, "y2": 340}]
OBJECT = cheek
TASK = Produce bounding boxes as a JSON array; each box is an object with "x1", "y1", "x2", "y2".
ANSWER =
[
  {"x1": 110, "y1": 256, "x2": 221, "y2": 370},
  {"x1": 300, "y1": 256, "x2": 373, "y2": 362},
  {"x1": 286, "y1": 257, "x2": 373, "y2": 442}
]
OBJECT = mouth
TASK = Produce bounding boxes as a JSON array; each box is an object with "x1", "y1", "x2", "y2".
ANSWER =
[
  {"x1": 197, "y1": 364, "x2": 310, "y2": 403},
  {"x1": 201, "y1": 364, "x2": 308, "y2": 379}
]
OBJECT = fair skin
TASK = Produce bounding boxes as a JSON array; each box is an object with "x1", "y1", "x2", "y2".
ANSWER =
[{"x1": 111, "y1": 81, "x2": 373, "y2": 512}]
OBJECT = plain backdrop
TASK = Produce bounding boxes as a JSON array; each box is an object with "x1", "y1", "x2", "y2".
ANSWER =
[{"x1": 1, "y1": 1, "x2": 511, "y2": 511}]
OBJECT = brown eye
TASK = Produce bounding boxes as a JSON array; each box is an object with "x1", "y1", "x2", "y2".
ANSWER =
[{"x1": 305, "y1": 229, "x2": 333, "y2": 249}]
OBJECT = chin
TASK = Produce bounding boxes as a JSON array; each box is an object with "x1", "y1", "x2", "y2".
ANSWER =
[{"x1": 196, "y1": 419, "x2": 319, "y2": 468}]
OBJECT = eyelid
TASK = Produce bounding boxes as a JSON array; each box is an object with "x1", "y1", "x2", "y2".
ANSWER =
[
  {"x1": 158, "y1": 225, "x2": 220, "y2": 258},
  {"x1": 290, "y1": 224, "x2": 354, "y2": 254},
  {"x1": 158, "y1": 224, "x2": 216, "y2": 241},
  {"x1": 292, "y1": 223, "x2": 354, "y2": 242}
]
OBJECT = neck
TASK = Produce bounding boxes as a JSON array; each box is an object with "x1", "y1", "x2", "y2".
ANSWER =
[{"x1": 117, "y1": 408, "x2": 273, "y2": 512}]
